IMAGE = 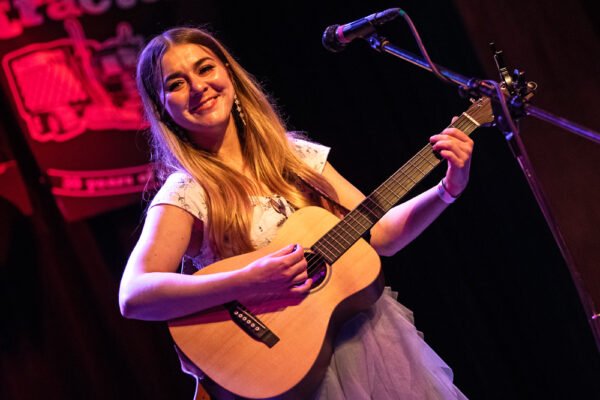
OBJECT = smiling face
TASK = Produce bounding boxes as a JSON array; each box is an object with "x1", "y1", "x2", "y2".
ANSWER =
[{"x1": 160, "y1": 43, "x2": 235, "y2": 148}]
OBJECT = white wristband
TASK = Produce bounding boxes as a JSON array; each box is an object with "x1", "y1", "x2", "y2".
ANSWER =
[{"x1": 437, "y1": 179, "x2": 459, "y2": 204}]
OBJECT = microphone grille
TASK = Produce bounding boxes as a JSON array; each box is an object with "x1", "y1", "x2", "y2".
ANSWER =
[{"x1": 322, "y1": 25, "x2": 346, "y2": 53}]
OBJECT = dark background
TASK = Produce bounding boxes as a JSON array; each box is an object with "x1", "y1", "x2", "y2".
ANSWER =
[{"x1": 1, "y1": 1, "x2": 599, "y2": 399}]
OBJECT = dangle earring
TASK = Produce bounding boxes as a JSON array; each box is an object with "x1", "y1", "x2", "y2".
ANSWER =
[{"x1": 233, "y1": 93, "x2": 247, "y2": 127}]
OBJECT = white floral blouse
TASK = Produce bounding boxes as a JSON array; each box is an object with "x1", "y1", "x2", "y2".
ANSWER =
[{"x1": 149, "y1": 137, "x2": 330, "y2": 272}]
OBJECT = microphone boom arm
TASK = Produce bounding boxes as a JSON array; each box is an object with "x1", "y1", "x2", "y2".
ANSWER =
[{"x1": 365, "y1": 34, "x2": 600, "y2": 144}]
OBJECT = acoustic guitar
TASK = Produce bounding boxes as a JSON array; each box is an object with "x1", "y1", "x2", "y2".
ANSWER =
[{"x1": 169, "y1": 97, "x2": 494, "y2": 399}]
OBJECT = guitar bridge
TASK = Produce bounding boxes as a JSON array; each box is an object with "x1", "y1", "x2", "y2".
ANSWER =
[{"x1": 224, "y1": 301, "x2": 279, "y2": 348}]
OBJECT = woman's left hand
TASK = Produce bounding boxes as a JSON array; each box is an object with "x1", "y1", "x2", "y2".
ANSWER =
[{"x1": 429, "y1": 118, "x2": 474, "y2": 197}]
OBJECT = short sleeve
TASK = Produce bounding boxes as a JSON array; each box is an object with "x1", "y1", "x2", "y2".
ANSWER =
[
  {"x1": 291, "y1": 137, "x2": 331, "y2": 173},
  {"x1": 149, "y1": 171, "x2": 207, "y2": 221}
]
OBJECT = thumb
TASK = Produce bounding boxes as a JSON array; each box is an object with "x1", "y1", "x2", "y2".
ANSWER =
[{"x1": 271, "y1": 243, "x2": 299, "y2": 257}]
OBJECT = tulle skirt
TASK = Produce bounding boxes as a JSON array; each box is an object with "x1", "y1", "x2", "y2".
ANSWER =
[
  {"x1": 311, "y1": 287, "x2": 468, "y2": 399},
  {"x1": 183, "y1": 288, "x2": 468, "y2": 399}
]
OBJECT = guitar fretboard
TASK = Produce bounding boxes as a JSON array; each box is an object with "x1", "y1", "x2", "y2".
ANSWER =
[{"x1": 311, "y1": 98, "x2": 491, "y2": 264}]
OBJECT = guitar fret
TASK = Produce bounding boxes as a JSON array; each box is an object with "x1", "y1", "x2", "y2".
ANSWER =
[
  {"x1": 358, "y1": 202, "x2": 385, "y2": 222},
  {"x1": 319, "y1": 206, "x2": 379, "y2": 261},
  {"x1": 416, "y1": 150, "x2": 436, "y2": 167},
  {"x1": 313, "y1": 241, "x2": 337, "y2": 263},
  {"x1": 326, "y1": 231, "x2": 350, "y2": 249},
  {"x1": 388, "y1": 176, "x2": 410, "y2": 193},
  {"x1": 330, "y1": 229, "x2": 353, "y2": 248},
  {"x1": 365, "y1": 195, "x2": 389, "y2": 216},
  {"x1": 319, "y1": 226, "x2": 357, "y2": 258},
  {"x1": 403, "y1": 172, "x2": 418, "y2": 185},
  {"x1": 377, "y1": 184, "x2": 402, "y2": 208},
  {"x1": 409, "y1": 161, "x2": 426, "y2": 175},
  {"x1": 383, "y1": 177, "x2": 407, "y2": 201},
  {"x1": 319, "y1": 238, "x2": 342, "y2": 259},
  {"x1": 340, "y1": 215, "x2": 368, "y2": 235},
  {"x1": 346, "y1": 211, "x2": 371, "y2": 229}
]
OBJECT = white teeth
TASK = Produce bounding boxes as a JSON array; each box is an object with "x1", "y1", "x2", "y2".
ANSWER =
[{"x1": 193, "y1": 96, "x2": 217, "y2": 111}]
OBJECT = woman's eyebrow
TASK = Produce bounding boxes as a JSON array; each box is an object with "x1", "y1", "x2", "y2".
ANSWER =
[{"x1": 163, "y1": 56, "x2": 213, "y2": 83}]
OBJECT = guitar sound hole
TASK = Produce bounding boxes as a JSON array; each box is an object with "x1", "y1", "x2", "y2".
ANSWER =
[{"x1": 305, "y1": 250, "x2": 328, "y2": 289}]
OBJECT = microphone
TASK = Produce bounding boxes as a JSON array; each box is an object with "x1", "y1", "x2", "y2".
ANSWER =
[{"x1": 322, "y1": 8, "x2": 402, "y2": 52}]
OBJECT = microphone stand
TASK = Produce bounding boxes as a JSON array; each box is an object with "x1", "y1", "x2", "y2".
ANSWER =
[{"x1": 365, "y1": 33, "x2": 600, "y2": 350}]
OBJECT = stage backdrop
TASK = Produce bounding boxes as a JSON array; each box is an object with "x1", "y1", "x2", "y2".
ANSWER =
[{"x1": 0, "y1": 0, "x2": 162, "y2": 221}]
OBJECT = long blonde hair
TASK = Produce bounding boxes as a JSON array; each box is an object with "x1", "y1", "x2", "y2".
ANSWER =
[{"x1": 137, "y1": 27, "x2": 338, "y2": 259}]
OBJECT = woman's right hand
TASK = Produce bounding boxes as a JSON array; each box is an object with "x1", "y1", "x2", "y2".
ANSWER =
[{"x1": 240, "y1": 244, "x2": 312, "y2": 300}]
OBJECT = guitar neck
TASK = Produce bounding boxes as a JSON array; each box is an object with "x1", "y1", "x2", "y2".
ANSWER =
[{"x1": 312, "y1": 108, "x2": 482, "y2": 264}]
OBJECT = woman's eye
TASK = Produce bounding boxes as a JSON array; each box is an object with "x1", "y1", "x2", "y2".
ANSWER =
[
  {"x1": 167, "y1": 80, "x2": 183, "y2": 92},
  {"x1": 198, "y1": 65, "x2": 215, "y2": 74}
]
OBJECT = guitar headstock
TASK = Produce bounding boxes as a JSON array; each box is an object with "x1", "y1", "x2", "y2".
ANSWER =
[{"x1": 466, "y1": 97, "x2": 495, "y2": 127}]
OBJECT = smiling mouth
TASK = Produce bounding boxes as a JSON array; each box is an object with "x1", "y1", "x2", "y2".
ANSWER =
[{"x1": 191, "y1": 95, "x2": 219, "y2": 113}]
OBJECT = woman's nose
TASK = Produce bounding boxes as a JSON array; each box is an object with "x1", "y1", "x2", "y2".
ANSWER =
[{"x1": 189, "y1": 77, "x2": 208, "y2": 94}]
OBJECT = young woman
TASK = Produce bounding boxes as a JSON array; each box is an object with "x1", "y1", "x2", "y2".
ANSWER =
[{"x1": 119, "y1": 27, "x2": 472, "y2": 399}]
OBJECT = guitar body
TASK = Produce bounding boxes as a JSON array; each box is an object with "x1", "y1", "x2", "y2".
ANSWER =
[{"x1": 169, "y1": 206, "x2": 384, "y2": 399}]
